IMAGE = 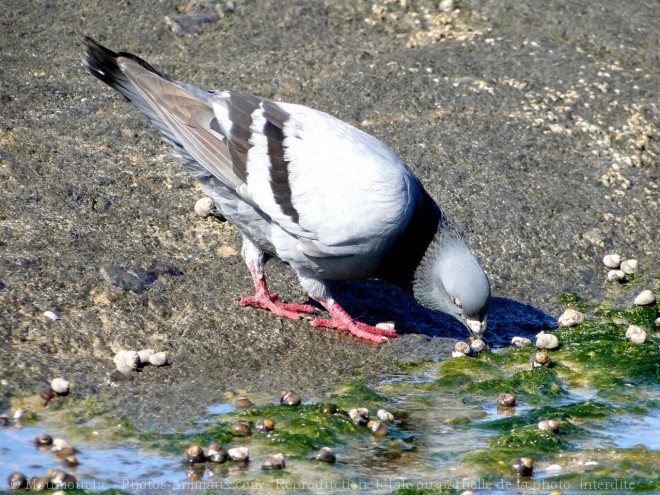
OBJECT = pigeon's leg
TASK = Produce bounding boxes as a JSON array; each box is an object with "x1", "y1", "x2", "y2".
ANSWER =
[{"x1": 236, "y1": 239, "x2": 316, "y2": 319}]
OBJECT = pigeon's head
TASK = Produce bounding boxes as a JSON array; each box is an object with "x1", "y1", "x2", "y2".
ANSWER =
[{"x1": 413, "y1": 235, "x2": 490, "y2": 338}]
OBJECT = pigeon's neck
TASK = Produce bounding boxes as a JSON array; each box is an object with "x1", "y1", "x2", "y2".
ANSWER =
[
  {"x1": 410, "y1": 221, "x2": 465, "y2": 313},
  {"x1": 377, "y1": 184, "x2": 447, "y2": 290}
]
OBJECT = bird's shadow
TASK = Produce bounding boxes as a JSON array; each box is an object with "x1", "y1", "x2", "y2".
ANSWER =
[{"x1": 326, "y1": 280, "x2": 557, "y2": 347}]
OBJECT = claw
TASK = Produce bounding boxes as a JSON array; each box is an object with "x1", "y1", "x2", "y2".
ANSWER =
[
  {"x1": 310, "y1": 298, "x2": 397, "y2": 343},
  {"x1": 237, "y1": 294, "x2": 315, "y2": 320}
]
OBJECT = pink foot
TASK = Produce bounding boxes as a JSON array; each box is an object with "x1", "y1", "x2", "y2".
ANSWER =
[
  {"x1": 310, "y1": 299, "x2": 397, "y2": 343},
  {"x1": 238, "y1": 257, "x2": 316, "y2": 319},
  {"x1": 237, "y1": 291, "x2": 316, "y2": 320}
]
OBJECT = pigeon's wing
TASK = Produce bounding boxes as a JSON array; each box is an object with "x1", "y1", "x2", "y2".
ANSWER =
[{"x1": 212, "y1": 93, "x2": 421, "y2": 257}]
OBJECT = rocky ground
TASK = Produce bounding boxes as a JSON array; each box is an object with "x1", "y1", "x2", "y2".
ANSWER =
[{"x1": 0, "y1": 0, "x2": 657, "y2": 430}]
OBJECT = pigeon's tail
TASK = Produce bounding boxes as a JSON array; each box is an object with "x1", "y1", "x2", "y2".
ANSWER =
[
  {"x1": 83, "y1": 37, "x2": 189, "y2": 155},
  {"x1": 83, "y1": 37, "x2": 241, "y2": 188},
  {"x1": 83, "y1": 37, "x2": 173, "y2": 126}
]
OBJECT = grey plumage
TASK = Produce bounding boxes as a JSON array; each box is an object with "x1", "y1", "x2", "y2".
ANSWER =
[{"x1": 83, "y1": 37, "x2": 490, "y2": 343}]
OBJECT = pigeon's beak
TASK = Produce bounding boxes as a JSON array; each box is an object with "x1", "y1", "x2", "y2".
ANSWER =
[{"x1": 465, "y1": 318, "x2": 486, "y2": 339}]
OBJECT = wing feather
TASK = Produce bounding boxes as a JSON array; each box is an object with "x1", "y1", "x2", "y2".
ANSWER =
[
  {"x1": 119, "y1": 59, "x2": 245, "y2": 189},
  {"x1": 88, "y1": 39, "x2": 419, "y2": 261}
]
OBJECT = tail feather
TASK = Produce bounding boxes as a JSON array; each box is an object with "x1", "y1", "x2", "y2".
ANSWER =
[
  {"x1": 83, "y1": 37, "x2": 232, "y2": 183},
  {"x1": 83, "y1": 36, "x2": 170, "y2": 92},
  {"x1": 83, "y1": 37, "x2": 173, "y2": 137}
]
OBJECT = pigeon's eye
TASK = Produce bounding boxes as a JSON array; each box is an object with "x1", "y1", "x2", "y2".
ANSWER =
[{"x1": 451, "y1": 296, "x2": 462, "y2": 308}]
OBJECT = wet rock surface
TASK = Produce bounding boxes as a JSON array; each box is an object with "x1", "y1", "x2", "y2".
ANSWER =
[{"x1": 0, "y1": 0, "x2": 657, "y2": 429}]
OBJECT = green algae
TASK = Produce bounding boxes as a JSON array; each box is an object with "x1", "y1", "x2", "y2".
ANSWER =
[
  {"x1": 245, "y1": 408, "x2": 352, "y2": 456},
  {"x1": 467, "y1": 368, "x2": 568, "y2": 404},
  {"x1": 555, "y1": 320, "x2": 659, "y2": 390},
  {"x1": 435, "y1": 354, "x2": 503, "y2": 379},
  {"x1": 131, "y1": 425, "x2": 235, "y2": 456},
  {"x1": 329, "y1": 378, "x2": 390, "y2": 405},
  {"x1": 475, "y1": 400, "x2": 613, "y2": 433},
  {"x1": 429, "y1": 357, "x2": 500, "y2": 389},
  {"x1": 489, "y1": 424, "x2": 570, "y2": 451},
  {"x1": 120, "y1": 382, "x2": 398, "y2": 462},
  {"x1": 560, "y1": 291, "x2": 592, "y2": 311},
  {"x1": 591, "y1": 299, "x2": 657, "y2": 327}
]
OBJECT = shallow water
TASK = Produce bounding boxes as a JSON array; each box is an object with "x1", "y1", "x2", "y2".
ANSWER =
[
  {"x1": 595, "y1": 413, "x2": 660, "y2": 450},
  {"x1": 1, "y1": 374, "x2": 658, "y2": 494},
  {"x1": 0, "y1": 425, "x2": 179, "y2": 491},
  {"x1": 0, "y1": 398, "x2": 488, "y2": 493}
]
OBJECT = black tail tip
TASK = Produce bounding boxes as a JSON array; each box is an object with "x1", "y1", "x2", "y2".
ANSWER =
[
  {"x1": 83, "y1": 36, "x2": 117, "y2": 60},
  {"x1": 82, "y1": 36, "x2": 171, "y2": 82},
  {"x1": 82, "y1": 36, "x2": 122, "y2": 84}
]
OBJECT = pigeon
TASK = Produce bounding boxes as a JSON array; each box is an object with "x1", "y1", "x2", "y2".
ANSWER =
[{"x1": 82, "y1": 37, "x2": 490, "y2": 343}]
